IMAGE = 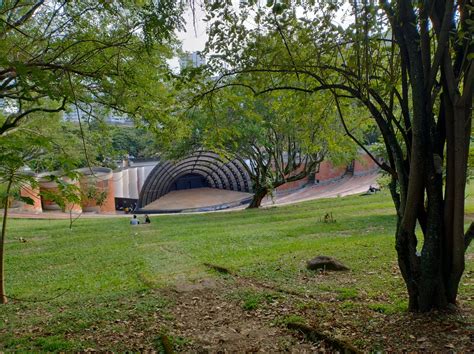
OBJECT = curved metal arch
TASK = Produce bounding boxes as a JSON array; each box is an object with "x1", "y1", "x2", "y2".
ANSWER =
[
  {"x1": 139, "y1": 161, "x2": 175, "y2": 207},
  {"x1": 138, "y1": 151, "x2": 253, "y2": 208},
  {"x1": 164, "y1": 159, "x2": 229, "y2": 189},
  {"x1": 176, "y1": 152, "x2": 235, "y2": 190},
  {"x1": 165, "y1": 153, "x2": 241, "y2": 192},
  {"x1": 204, "y1": 152, "x2": 252, "y2": 193},
  {"x1": 188, "y1": 152, "x2": 247, "y2": 191},
  {"x1": 154, "y1": 164, "x2": 225, "y2": 200},
  {"x1": 161, "y1": 167, "x2": 224, "y2": 196},
  {"x1": 222, "y1": 160, "x2": 250, "y2": 192}
]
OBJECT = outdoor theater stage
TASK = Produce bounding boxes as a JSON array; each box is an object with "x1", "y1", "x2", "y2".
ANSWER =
[
  {"x1": 140, "y1": 187, "x2": 253, "y2": 213},
  {"x1": 9, "y1": 173, "x2": 379, "y2": 219}
]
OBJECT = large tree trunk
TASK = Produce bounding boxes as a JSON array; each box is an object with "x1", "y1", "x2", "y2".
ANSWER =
[
  {"x1": 0, "y1": 178, "x2": 13, "y2": 304},
  {"x1": 444, "y1": 101, "x2": 471, "y2": 304},
  {"x1": 247, "y1": 186, "x2": 268, "y2": 209},
  {"x1": 391, "y1": 76, "x2": 472, "y2": 312},
  {"x1": 386, "y1": 0, "x2": 473, "y2": 312}
]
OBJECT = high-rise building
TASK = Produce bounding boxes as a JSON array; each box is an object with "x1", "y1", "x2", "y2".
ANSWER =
[
  {"x1": 63, "y1": 107, "x2": 133, "y2": 126},
  {"x1": 179, "y1": 51, "x2": 206, "y2": 70}
]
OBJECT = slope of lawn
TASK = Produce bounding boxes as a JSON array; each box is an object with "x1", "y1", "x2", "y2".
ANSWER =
[{"x1": 0, "y1": 185, "x2": 473, "y2": 350}]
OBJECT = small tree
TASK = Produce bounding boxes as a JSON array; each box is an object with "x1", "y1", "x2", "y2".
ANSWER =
[
  {"x1": 0, "y1": 112, "x2": 100, "y2": 303},
  {"x1": 0, "y1": 134, "x2": 46, "y2": 304},
  {"x1": 179, "y1": 87, "x2": 353, "y2": 208},
  {"x1": 40, "y1": 173, "x2": 83, "y2": 230}
]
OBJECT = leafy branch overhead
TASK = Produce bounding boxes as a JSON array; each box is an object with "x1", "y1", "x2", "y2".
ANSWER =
[
  {"x1": 0, "y1": 0, "x2": 186, "y2": 136},
  {"x1": 175, "y1": 76, "x2": 356, "y2": 207}
]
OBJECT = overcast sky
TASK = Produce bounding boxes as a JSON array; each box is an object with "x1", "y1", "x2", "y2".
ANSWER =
[
  {"x1": 169, "y1": 2, "x2": 353, "y2": 70},
  {"x1": 177, "y1": 4, "x2": 208, "y2": 52},
  {"x1": 168, "y1": 4, "x2": 208, "y2": 70}
]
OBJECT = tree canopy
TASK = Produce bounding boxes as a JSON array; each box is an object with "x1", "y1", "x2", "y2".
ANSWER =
[
  {"x1": 174, "y1": 83, "x2": 356, "y2": 207},
  {"x1": 200, "y1": 0, "x2": 473, "y2": 311},
  {"x1": 0, "y1": 0, "x2": 185, "y2": 137}
]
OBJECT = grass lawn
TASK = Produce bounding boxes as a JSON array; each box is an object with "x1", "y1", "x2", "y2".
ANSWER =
[{"x1": 0, "y1": 186, "x2": 473, "y2": 351}]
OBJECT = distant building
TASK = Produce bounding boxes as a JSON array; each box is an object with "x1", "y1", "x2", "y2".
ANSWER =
[
  {"x1": 63, "y1": 106, "x2": 133, "y2": 126},
  {"x1": 179, "y1": 51, "x2": 206, "y2": 70}
]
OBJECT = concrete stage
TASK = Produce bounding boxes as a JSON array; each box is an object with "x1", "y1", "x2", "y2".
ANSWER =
[{"x1": 141, "y1": 188, "x2": 253, "y2": 212}]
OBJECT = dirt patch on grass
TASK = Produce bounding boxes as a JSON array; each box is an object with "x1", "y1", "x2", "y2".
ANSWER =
[
  {"x1": 163, "y1": 274, "x2": 474, "y2": 352},
  {"x1": 2, "y1": 276, "x2": 473, "y2": 352},
  {"x1": 18, "y1": 279, "x2": 322, "y2": 351},
  {"x1": 164, "y1": 278, "x2": 318, "y2": 352}
]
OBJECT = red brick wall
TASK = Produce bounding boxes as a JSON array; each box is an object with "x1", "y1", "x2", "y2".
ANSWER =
[
  {"x1": 276, "y1": 159, "x2": 349, "y2": 192},
  {"x1": 275, "y1": 164, "x2": 311, "y2": 192},
  {"x1": 315, "y1": 161, "x2": 347, "y2": 182},
  {"x1": 100, "y1": 180, "x2": 116, "y2": 212},
  {"x1": 20, "y1": 185, "x2": 42, "y2": 212},
  {"x1": 275, "y1": 152, "x2": 379, "y2": 192},
  {"x1": 353, "y1": 153, "x2": 378, "y2": 175},
  {"x1": 276, "y1": 178, "x2": 309, "y2": 192},
  {"x1": 40, "y1": 180, "x2": 82, "y2": 212},
  {"x1": 80, "y1": 178, "x2": 116, "y2": 212}
]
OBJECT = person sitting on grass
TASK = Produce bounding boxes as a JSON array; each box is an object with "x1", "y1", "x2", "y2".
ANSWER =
[
  {"x1": 144, "y1": 214, "x2": 151, "y2": 224},
  {"x1": 130, "y1": 215, "x2": 140, "y2": 225}
]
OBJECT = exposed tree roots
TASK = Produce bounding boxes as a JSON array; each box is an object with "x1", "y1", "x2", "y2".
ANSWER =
[{"x1": 286, "y1": 322, "x2": 361, "y2": 354}]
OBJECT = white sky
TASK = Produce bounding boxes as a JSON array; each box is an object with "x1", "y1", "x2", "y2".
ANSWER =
[
  {"x1": 177, "y1": 4, "x2": 208, "y2": 52},
  {"x1": 169, "y1": 2, "x2": 353, "y2": 70},
  {"x1": 168, "y1": 4, "x2": 208, "y2": 70}
]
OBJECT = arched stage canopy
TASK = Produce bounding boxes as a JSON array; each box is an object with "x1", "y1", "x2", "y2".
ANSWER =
[{"x1": 137, "y1": 151, "x2": 253, "y2": 209}]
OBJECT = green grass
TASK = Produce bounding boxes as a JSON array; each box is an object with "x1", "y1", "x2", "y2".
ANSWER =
[
  {"x1": 229, "y1": 289, "x2": 280, "y2": 310},
  {"x1": 1, "y1": 186, "x2": 473, "y2": 350},
  {"x1": 336, "y1": 287, "x2": 359, "y2": 300}
]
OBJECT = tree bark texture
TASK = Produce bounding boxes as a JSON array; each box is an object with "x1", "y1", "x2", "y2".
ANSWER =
[
  {"x1": 381, "y1": 0, "x2": 473, "y2": 311},
  {"x1": 0, "y1": 178, "x2": 13, "y2": 304},
  {"x1": 248, "y1": 186, "x2": 268, "y2": 208}
]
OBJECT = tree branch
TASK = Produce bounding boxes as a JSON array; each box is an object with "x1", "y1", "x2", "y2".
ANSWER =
[
  {"x1": 0, "y1": 97, "x2": 67, "y2": 136},
  {"x1": 333, "y1": 93, "x2": 396, "y2": 176}
]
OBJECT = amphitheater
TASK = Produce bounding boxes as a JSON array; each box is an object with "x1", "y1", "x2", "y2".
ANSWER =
[{"x1": 16, "y1": 151, "x2": 379, "y2": 217}]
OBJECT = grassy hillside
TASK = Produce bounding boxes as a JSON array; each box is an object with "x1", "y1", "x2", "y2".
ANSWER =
[{"x1": 0, "y1": 187, "x2": 473, "y2": 351}]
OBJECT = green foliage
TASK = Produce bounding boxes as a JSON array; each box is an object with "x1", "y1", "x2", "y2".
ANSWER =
[
  {"x1": 0, "y1": 1, "x2": 185, "y2": 141},
  {"x1": 174, "y1": 83, "x2": 356, "y2": 206},
  {"x1": 231, "y1": 289, "x2": 279, "y2": 310},
  {"x1": 26, "y1": 117, "x2": 161, "y2": 171},
  {"x1": 0, "y1": 118, "x2": 54, "y2": 203},
  {"x1": 39, "y1": 174, "x2": 81, "y2": 213},
  {"x1": 82, "y1": 185, "x2": 108, "y2": 207},
  {"x1": 202, "y1": 0, "x2": 474, "y2": 310},
  {"x1": 340, "y1": 301, "x2": 357, "y2": 310},
  {"x1": 29, "y1": 119, "x2": 108, "y2": 172},
  {"x1": 111, "y1": 126, "x2": 160, "y2": 159},
  {"x1": 153, "y1": 331, "x2": 190, "y2": 352},
  {"x1": 0, "y1": 184, "x2": 7, "y2": 209},
  {"x1": 367, "y1": 301, "x2": 407, "y2": 315},
  {"x1": 336, "y1": 287, "x2": 359, "y2": 300},
  {"x1": 33, "y1": 336, "x2": 76, "y2": 351}
]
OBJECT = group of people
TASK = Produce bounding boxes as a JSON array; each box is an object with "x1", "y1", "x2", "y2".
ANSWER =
[{"x1": 130, "y1": 214, "x2": 151, "y2": 225}]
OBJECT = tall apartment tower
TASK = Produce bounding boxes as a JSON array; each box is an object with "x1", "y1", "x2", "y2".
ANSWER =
[{"x1": 179, "y1": 51, "x2": 206, "y2": 70}]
